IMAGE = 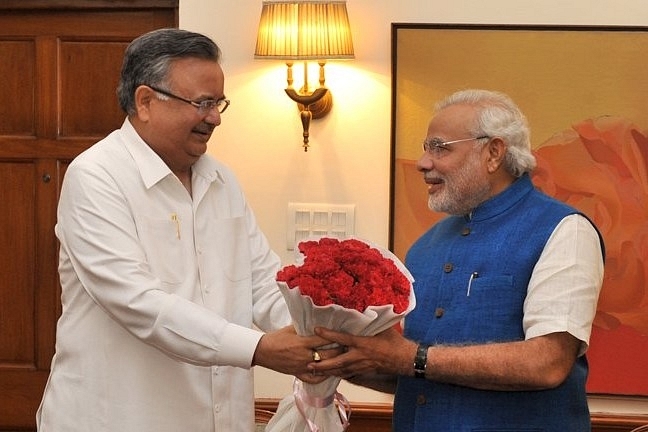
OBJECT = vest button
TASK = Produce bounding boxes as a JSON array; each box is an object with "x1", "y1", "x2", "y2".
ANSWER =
[
  {"x1": 416, "y1": 394, "x2": 426, "y2": 405},
  {"x1": 435, "y1": 307, "x2": 445, "y2": 318},
  {"x1": 461, "y1": 227, "x2": 471, "y2": 236},
  {"x1": 443, "y1": 263, "x2": 453, "y2": 273}
]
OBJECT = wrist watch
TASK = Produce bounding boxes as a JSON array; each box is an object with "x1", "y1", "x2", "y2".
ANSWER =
[{"x1": 414, "y1": 343, "x2": 429, "y2": 378}]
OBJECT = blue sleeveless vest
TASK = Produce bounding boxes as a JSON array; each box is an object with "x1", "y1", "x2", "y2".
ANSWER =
[{"x1": 394, "y1": 174, "x2": 596, "y2": 432}]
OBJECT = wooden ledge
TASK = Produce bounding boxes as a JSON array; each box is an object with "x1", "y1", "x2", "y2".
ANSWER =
[{"x1": 256, "y1": 398, "x2": 648, "y2": 432}]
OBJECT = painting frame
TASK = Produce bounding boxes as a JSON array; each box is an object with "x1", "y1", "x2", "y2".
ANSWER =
[{"x1": 389, "y1": 23, "x2": 648, "y2": 400}]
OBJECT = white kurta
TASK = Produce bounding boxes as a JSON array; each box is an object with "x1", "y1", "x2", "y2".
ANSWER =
[{"x1": 37, "y1": 119, "x2": 290, "y2": 432}]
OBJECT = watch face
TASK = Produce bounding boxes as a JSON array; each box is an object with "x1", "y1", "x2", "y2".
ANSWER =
[{"x1": 414, "y1": 344, "x2": 429, "y2": 377}]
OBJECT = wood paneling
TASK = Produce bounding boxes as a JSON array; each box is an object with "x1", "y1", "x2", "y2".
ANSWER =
[
  {"x1": 0, "y1": 158, "x2": 61, "y2": 430},
  {"x1": 0, "y1": 40, "x2": 36, "y2": 135},
  {"x1": 0, "y1": 3, "x2": 177, "y2": 430},
  {"x1": 0, "y1": 0, "x2": 177, "y2": 9},
  {"x1": 0, "y1": 163, "x2": 37, "y2": 364},
  {"x1": 59, "y1": 39, "x2": 129, "y2": 138}
]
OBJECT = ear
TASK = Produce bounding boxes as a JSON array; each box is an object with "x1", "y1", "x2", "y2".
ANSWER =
[
  {"x1": 134, "y1": 85, "x2": 155, "y2": 122},
  {"x1": 485, "y1": 137, "x2": 507, "y2": 173}
]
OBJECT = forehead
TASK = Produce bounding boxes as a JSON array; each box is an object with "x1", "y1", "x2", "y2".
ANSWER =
[
  {"x1": 427, "y1": 103, "x2": 477, "y2": 136},
  {"x1": 166, "y1": 57, "x2": 224, "y2": 92}
]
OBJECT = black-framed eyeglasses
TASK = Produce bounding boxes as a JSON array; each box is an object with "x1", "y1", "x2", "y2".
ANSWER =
[
  {"x1": 422, "y1": 135, "x2": 490, "y2": 158},
  {"x1": 148, "y1": 85, "x2": 230, "y2": 114}
]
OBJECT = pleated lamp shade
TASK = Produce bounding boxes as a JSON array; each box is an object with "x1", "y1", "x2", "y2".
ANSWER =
[{"x1": 255, "y1": 1, "x2": 354, "y2": 60}]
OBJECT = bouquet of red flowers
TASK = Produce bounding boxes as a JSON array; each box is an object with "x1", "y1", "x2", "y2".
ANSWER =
[{"x1": 266, "y1": 237, "x2": 415, "y2": 432}]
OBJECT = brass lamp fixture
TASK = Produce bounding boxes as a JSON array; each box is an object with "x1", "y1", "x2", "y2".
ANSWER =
[{"x1": 255, "y1": 0, "x2": 354, "y2": 151}]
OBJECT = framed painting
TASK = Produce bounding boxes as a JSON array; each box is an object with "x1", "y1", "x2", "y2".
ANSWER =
[{"x1": 389, "y1": 24, "x2": 648, "y2": 397}]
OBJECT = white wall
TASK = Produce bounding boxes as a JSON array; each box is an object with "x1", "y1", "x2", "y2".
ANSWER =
[{"x1": 179, "y1": 0, "x2": 648, "y2": 411}]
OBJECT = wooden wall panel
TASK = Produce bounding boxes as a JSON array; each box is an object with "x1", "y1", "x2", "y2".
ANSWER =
[
  {"x1": 59, "y1": 39, "x2": 129, "y2": 138},
  {"x1": 0, "y1": 40, "x2": 36, "y2": 136},
  {"x1": 0, "y1": 0, "x2": 177, "y2": 9},
  {"x1": 0, "y1": 11, "x2": 178, "y2": 38},
  {"x1": 0, "y1": 162, "x2": 36, "y2": 364}
]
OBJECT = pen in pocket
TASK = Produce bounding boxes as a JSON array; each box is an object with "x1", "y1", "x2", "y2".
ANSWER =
[
  {"x1": 467, "y1": 271, "x2": 479, "y2": 296},
  {"x1": 171, "y1": 213, "x2": 181, "y2": 239}
]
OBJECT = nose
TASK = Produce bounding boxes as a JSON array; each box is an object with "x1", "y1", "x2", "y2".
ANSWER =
[
  {"x1": 203, "y1": 108, "x2": 221, "y2": 126},
  {"x1": 416, "y1": 151, "x2": 434, "y2": 172}
]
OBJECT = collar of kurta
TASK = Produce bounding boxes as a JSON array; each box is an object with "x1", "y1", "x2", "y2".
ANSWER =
[{"x1": 120, "y1": 118, "x2": 225, "y2": 190}]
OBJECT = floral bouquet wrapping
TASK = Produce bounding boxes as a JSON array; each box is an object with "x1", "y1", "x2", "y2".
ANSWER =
[{"x1": 265, "y1": 237, "x2": 415, "y2": 432}]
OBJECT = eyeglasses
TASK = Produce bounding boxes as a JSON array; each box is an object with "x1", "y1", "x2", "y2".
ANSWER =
[
  {"x1": 422, "y1": 135, "x2": 490, "y2": 158},
  {"x1": 149, "y1": 85, "x2": 230, "y2": 114}
]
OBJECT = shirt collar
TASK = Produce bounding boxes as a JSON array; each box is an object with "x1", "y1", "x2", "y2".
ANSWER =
[
  {"x1": 120, "y1": 118, "x2": 225, "y2": 189},
  {"x1": 192, "y1": 153, "x2": 226, "y2": 185}
]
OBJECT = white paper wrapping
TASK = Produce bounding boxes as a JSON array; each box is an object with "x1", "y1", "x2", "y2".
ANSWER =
[{"x1": 265, "y1": 239, "x2": 415, "y2": 432}]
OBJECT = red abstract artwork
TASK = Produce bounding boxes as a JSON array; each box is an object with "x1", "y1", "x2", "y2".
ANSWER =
[{"x1": 532, "y1": 116, "x2": 648, "y2": 395}]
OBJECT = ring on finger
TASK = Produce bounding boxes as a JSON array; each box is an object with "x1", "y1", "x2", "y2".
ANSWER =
[{"x1": 312, "y1": 349, "x2": 322, "y2": 362}]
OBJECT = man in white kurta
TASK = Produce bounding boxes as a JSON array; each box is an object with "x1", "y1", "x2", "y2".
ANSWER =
[
  {"x1": 37, "y1": 28, "x2": 326, "y2": 432},
  {"x1": 37, "y1": 118, "x2": 287, "y2": 431}
]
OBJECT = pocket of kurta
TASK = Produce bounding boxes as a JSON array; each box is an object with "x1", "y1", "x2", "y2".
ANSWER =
[
  {"x1": 205, "y1": 216, "x2": 251, "y2": 282},
  {"x1": 138, "y1": 216, "x2": 187, "y2": 284}
]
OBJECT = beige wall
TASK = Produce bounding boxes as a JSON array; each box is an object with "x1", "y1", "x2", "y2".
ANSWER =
[{"x1": 178, "y1": 0, "x2": 648, "y2": 412}]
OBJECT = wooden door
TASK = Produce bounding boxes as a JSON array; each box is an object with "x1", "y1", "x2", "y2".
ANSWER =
[{"x1": 0, "y1": 3, "x2": 177, "y2": 430}]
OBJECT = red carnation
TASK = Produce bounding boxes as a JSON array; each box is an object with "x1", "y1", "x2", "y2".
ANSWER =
[{"x1": 276, "y1": 238, "x2": 411, "y2": 313}]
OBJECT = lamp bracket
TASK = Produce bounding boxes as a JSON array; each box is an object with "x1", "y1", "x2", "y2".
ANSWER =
[
  {"x1": 285, "y1": 87, "x2": 327, "y2": 107},
  {"x1": 285, "y1": 88, "x2": 332, "y2": 119}
]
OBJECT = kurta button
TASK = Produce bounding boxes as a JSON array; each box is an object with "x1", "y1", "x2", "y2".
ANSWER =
[
  {"x1": 443, "y1": 263, "x2": 453, "y2": 273},
  {"x1": 416, "y1": 394, "x2": 426, "y2": 405},
  {"x1": 461, "y1": 227, "x2": 471, "y2": 236},
  {"x1": 435, "y1": 307, "x2": 445, "y2": 318}
]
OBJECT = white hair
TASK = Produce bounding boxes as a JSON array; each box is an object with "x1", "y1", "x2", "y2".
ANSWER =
[{"x1": 436, "y1": 89, "x2": 536, "y2": 176}]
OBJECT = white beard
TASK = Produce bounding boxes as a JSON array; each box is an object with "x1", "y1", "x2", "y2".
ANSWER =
[{"x1": 428, "y1": 151, "x2": 491, "y2": 216}]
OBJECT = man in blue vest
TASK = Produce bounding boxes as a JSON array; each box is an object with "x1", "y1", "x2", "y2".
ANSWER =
[{"x1": 311, "y1": 89, "x2": 605, "y2": 431}]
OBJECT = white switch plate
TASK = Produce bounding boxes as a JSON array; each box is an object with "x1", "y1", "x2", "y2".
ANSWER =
[{"x1": 287, "y1": 202, "x2": 356, "y2": 250}]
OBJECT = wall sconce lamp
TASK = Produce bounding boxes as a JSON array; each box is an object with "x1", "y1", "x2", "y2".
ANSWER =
[{"x1": 255, "y1": 0, "x2": 354, "y2": 151}]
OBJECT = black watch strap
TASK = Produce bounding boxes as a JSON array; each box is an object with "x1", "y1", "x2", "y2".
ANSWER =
[{"x1": 413, "y1": 343, "x2": 429, "y2": 378}]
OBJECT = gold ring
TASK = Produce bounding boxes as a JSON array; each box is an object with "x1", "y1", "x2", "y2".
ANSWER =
[{"x1": 312, "y1": 349, "x2": 322, "y2": 362}]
